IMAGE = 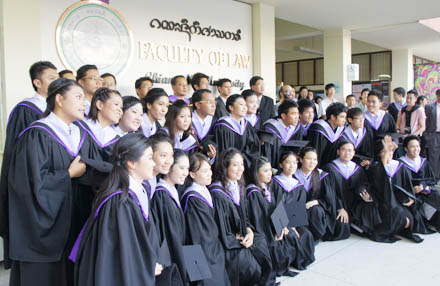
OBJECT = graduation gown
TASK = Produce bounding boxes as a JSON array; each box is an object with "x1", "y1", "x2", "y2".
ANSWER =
[
  {"x1": 399, "y1": 156, "x2": 440, "y2": 229},
  {"x1": 341, "y1": 126, "x2": 375, "y2": 165},
  {"x1": 0, "y1": 99, "x2": 45, "y2": 269},
  {"x1": 271, "y1": 175, "x2": 315, "y2": 269},
  {"x1": 294, "y1": 169, "x2": 350, "y2": 241},
  {"x1": 263, "y1": 119, "x2": 303, "y2": 168},
  {"x1": 141, "y1": 113, "x2": 162, "y2": 138},
  {"x1": 71, "y1": 190, "x2": 182, "y2": 286},
  {"x1": 208, "y1": 183, "x2": 272, "y2": 286},
  {"x1": 214, "y1": 116, "x2": 260, "y2": 168},
  {"x1": 215, "y1": 97, "x2": 228, "y2": 119},
  {"x1": 258, "y1": 95, "x2": 275, "y2": 124},
  {"x1": 246, "y1": 184, "x2": 295, "y2": 282},
  {"x1": 245, "y1": 114, "x2": 262, "y2": 132},
  {"x1": 192, "y1": 112, "x2": 217, "y2": 157},
  {"x1": 7, "y1": 120, "x2": 91, "y2": 286},
  {"x1": 364, "y1": 110, "x2": 397, "y2": 141},
  {"x1": 323, "y1": 160, "x2": 382, "y2": 234},
  {"x1": 367, "y1": 160, "x2": 431, "y2": 243},
  {"x1": 151, "y1": 180, "x2": 188, "y2": 284},
  {"x1": 181, "y1": 184, "x2": 230, "y2": 286},
  {"x1": 306, "y1": 119, "x2": 345, "y2": 168}
]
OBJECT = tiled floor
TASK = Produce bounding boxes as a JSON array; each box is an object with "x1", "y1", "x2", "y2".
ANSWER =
[
  {"x1": 0, "y1": 233, "x2": 439, "y2": 285},
  {"x1": 278, "y1": 233, "x2": 440, "y2": 285}
]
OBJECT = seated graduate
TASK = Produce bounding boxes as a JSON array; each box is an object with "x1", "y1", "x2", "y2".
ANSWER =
[
  {"x1": 162, "y1": 100, "x2": 198, "y2": 154},
  {"x1": 364, "y1": 90, "x2": 396, "y2": 141},
  {"x1": 208, "y1": 148, "x2": 272, "y2": 286},
  {"x1": 272, "y1": 152, "x2": 315, "y2": 270},
  {"x1": 399, "y1": 135, "x2": 440, "y2": 231},
  {"x1": 298, "y1": 98, "x2": 316, "y2": 138},
  {"x1": 7, "y1": 78, "x2": 88, "y2": 286},
  {"x1": 181, "y1": 153, "x2": 230, "y2": 286},
  {"x1": 307, "y1": 102, "x2": 347, "y2": 168},
  {"x1": 322, "y1": 140, "x2": 381, "y2": 236},
  {"x1": 342, "y1": 107, "x2": 374, "y2": 167},
  {"x1": 214, "y1": 78, "x2": 232, "y2": 119},
  {"x1": 151, "y1": 150, "x2": 190, "y2": 284},
  {"x1": 169, "y1": 75, "x2": 190, "y2": 104},
  {"x1": 113, "y1": 96, "x2": 143, "y2": 136},
  {"x1": 242, "y1": 89, "x2": 262, "y2": 131},
  {"x1": 191, "y1": 89, "x2": 217, "y2": 160},
  {"x1": 246, "y1": 157, "x2": 302, "y2": 283},
  {"x1": 0, "y1": 61, "x2": 58, "y2": 268},
  {"x1": 367, "y1": 136, "x2": 431, "y2": 243},
  {"x1": 295, "y1": 147, "x2": 350, "y2": 241},
  {"x1": 141, "y1": 88, "x2": 169, "y2": 138},
  {"x1": 263, "y1": 100, "x2": 303, "y2": 168},
  {"x1": 214, "y1": 94, "x2": 260, "y2": 169},
  {"x1": 142, "y1": 133, "x2": 174, "y2": 201},
  {"x1": 71, "y1": 133, "x2": 183, "y2": 286}
]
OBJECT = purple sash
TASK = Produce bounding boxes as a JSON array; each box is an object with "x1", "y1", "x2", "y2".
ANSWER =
[
  {"x1": 343, "y1": 127, "x2": 366, "y2": 148},
  {"x1": 215, "y1": 116, "x2": 247, "y2": 135},
  {"x1": 309, "y1": 119, "x2": 344, "y2": 143},
  {"x1": 264, "y1": 119, "x2": 301, "y2": 144},
  {"x1": 399, "y1": 156, "x2": 426, "y2": 174},
  {"x1": 364, "y1": 110, "x2": 386, "y2": 131}
]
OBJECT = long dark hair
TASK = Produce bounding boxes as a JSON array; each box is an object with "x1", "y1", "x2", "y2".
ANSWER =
[
  {"x1": 248, "y1": 156, "x2": 272, "y2": 198},
  {"x1": 164, "y1": 99, "x2": 196, "y2": 144},
  {"x1": 165, "y1": 149, "x2": 189, "y2": 186},
  {"x1": 88, "y1": 87, "x2": 122, "y2": 120},
  {"x1": 298, "y1": 147, "x2": 321, "y2": 195},
  {"x1": 93, "y1": 133, "x2": 152, "y2": 211},
  {"x1": 43, "y1": 78, "x2": 82, "y2": 117},
  {"x1": 213, "y1": 148, "x2": 245, "y2": 199}
]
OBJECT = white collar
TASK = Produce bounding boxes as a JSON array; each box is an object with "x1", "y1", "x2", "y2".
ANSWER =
[
  {"x1": 129, "y1": 175, "x2": 149, "y2": 218},
  {"x1": 84, "y1": 117, "x2": 119, "y2": 146}
]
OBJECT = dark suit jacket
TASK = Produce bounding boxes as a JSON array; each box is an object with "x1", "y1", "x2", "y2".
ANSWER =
[
  {"x1": 258, "y1": 95, "x2": 275, "y2": 124},
  {"x1": 424, "y1": 102, "x2": 439, "y2": 147},
  {"x1": 388, "y1": 102, "x2": 400, "y2": 123},
  {"x1": 215, "y1": 97, "x2": 228, "y2": 119}
]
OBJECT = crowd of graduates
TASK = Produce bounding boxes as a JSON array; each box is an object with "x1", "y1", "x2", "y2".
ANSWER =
[{"x1": 0, "y1": 61, "x2": 440, "y2": 286}]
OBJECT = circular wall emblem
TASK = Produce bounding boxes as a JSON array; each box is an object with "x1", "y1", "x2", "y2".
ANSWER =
[{"x1": 55, "y1": 0, "x2": 133, "y2": 76}]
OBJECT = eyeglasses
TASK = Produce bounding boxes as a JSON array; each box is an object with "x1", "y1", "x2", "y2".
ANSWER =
[
  {"x1": 83, "y1": 76, "x2": 104, "y2": 83},
  {"x1": 200, "y1": 100, "x2": 216, "y2": 104}
]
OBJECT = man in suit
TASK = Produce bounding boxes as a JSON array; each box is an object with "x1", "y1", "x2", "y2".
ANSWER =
[
  {"x1": 424, "y1": 89, "x2": 440, "y2": 181},
  {"x1": 214, "y1": 78, "x2": 231, "y2": 118},
  {"x1": 250, "y1": 76, "x2": 275, "y2": 124}
]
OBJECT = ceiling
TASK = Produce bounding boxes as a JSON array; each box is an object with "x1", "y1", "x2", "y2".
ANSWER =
[{"x1": 242, "y1": 0, "x2": 440, "y2": 61}]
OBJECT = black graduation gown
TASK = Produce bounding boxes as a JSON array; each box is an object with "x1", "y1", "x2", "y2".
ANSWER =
[
  {"x1": 192, "y1": 116, "x2": 218, "y2": 158},
  {"x1": 367, "y1": 161, "x2": 431, "y2": 243},
  {"x1": 341, "y1": 126, "x2": 375, "y2": 165},
  {"x1": 365, "y1": 112, "x2": 396, "y2": 141},
  {"x1": 400, "y1": 158, "x2": 440, "y2": 229},
  {"x1": 271, "y1": 179, "x2": 315, "y2": 269},
  {"x1": 214, "y1": 119, "x2": 260, "y2": 169},
  {"x1": 76, "y1": 120, "x2": 120, "y2": 221},
  {"x1": 7, "y1": 122, "x2": 92, "y2": 286},
  {"x1": 72, "y1": 191, "x2": 182, "y2": 286},
  {"x1": 0, "y1": 101, "x2": 44, "y2": 268},
  {"x1": 306, "y1": 120, "x2": 345, "y2": 168},
  {"x1": 151, "y1": 185, "x2": 188, "y2": 284},
  {"x1": 263, "y1": 121, "x2": 303, "y2": 169},
  {"x1": 387, "y1": 102, "x2": 400, "y2": 123},
  {"x1": 294, "y1": 171, "x2": 350, "y2": 241},
  {"x1": 258, "y1": 95, "x2": 275, "y2": 124},
  {"x1": 181, "y1": 189, "x2": 230, "y2": 286},
  {"x1": 323, "y1": 162, "x2": 382, "y2": 234},
  {"x1": 215, "y1": 97, "x2": 228, "y2": 119},
  {"x1": 246, "y1": 185, "x2": 295, "y2": 282},
  {"x1": 208, "y1": 184, "x2": 272, "y2": 286}
]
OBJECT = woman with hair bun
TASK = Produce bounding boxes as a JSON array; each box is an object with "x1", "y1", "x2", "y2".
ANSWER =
[{"x1": 7, "y1": 78, "x2": 88, "y2": 286}]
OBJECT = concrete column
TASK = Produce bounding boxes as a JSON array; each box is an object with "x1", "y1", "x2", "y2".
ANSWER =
[
  {"x1": 391, "y1": 49, "x2": 414, "y2": 95},
  {"x1": 323, "y1": 28, "x2": 352, "y2": 102},
  {"x1": 1, "y1": 0, "x2": 42, "y2": 135},
  {"x1": 252, "y1": 2, "x2": 276, "y2": 99}
]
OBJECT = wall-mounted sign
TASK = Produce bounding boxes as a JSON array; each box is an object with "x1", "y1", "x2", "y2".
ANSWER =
[
  {"x1": 149, "y1": 18, "x2": 241, "y2": 42},
  {"x1": 55, "y1": 0, "x2": 134, "y2": 76}
]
